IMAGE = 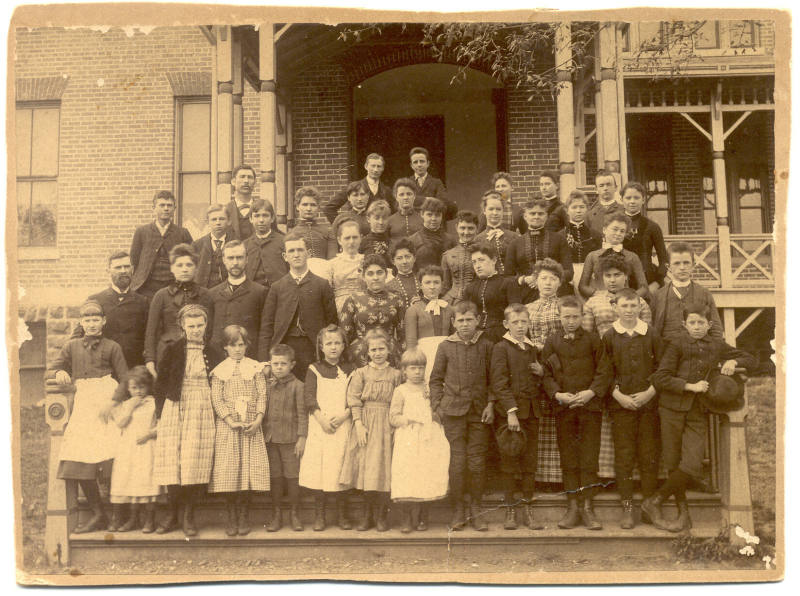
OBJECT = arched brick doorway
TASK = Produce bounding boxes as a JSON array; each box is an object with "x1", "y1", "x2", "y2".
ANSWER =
[{"x1": 352, "y1": 64, "x2": 506, "y2": 215}]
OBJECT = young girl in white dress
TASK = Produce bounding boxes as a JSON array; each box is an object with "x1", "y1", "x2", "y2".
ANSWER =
[
  {"x1": 389, "y1": 348, "x2": 450, "y2": 533},
  {"x1": 299, "y1": 325, "x2": 355, "y2": 531},
  {"x1": 109, "y1": 365, "x2": 161, "y2": 533}
]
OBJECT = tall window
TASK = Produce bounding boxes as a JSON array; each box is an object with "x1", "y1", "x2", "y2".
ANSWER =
[
  {"x1": 702, "y1": 176, "x2": 717, "y2": 234},
  {"x1": 728, "y1": 20, "x2": 759, "y2": 49},
  {"x1": 16, "y1": 103, "x2": 59, "y2": 247},
  {"x1": 734, "y1": 171, "x2": 767, "y2": 234},
  {"x1": 644, "y1": 177, "x2": 672, "y2": 234},
  {"x1": 176, "y1": 98, "x2": 211, "y2": 239}
]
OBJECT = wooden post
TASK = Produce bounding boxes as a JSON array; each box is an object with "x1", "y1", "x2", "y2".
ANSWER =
[
  {"x1": 598, "y1": 22, "x2": 620, "y2": 179},
  {"x1": 711, "y1": 80, "x2": 734, "y2": 290},
  {"x1": 723, "y1": 308, "x2": 737, "y2": 347},
  {"x1": 232, "y1": 30, "x2": 244, "y2": 170},
  {"x1": 593, "y1": 33, "x2": 605, "y2": 176},
  {"x1": 555, "y1": 23, "x2": 576, "y2": 199},
  {"x1": 615, "y1": 23, "x2": 629, "y2": 184},
  {"x1": 44, "y1": 381, "x2": 77, "y2": 566},
  {"x1": 276, "y1": 101, "x2": 288, "y2": 229},
  {"x1": 259, "y1": 23, "x2": 277, "y2": 211},
  {"x1": 286, "y1": 106, "x2": 295, "y2": 224},
  {"x1": 216, "y1": 26, "x2": 234, "y2": 204},
  {"x1": 574, "y1": 70, "x2": 586, "y2": 187},
  {"x1": 718, "y1": 396, "x2": 756, "y2": 542}
]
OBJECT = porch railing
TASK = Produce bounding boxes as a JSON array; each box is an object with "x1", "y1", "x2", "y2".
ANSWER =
[{"x1": 663, "y1": 233, "x2": 775, "y2": 289}]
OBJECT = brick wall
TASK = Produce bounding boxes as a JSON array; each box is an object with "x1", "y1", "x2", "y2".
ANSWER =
[
  {"x1": 506, "y1": 89, "x2": 559, "y2": 203},
  {"x1": 14, "y1": 26, "x2": 212, "y2": 297},
  {"x1": 671, "y1": 113, "x2": 705, "y2": 235}
]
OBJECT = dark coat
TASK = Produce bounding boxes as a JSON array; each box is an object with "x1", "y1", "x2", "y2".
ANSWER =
[
  {"x1": 324, "y1": 177, "x2": 396, "y2": 223},
  {"x1": 542, "y1": 326, "x2": 609, "y2": 412},
  {"x1": 153, "y1": 338, "x2": 224, "y2": 417},
  {"x1": 651, "y1": 281, "x2": 724, "y2": 341},
  {"x1": 129, "y1": 222, "x2": 193, "y2": 292},
  {"x1": 413, "y1": 175, "x2": 458, "y2": 220},
  {"x1": 192, "y1": 230, "x2": 236, "y2": 288},
  {"x1": 224, "y1": 199, "x2": 277, "y2": 239},
  {"x1": 208, "y1": 278, "x2": 268, "y2": 359},
  {"x1": 70, "y1": 287, "x2": 150, "y2": 367},
  {"x1": 601, "y1": 325, "x2": 663, "y2": 412},
  {"x1": 429, "y1": 332, "x2": 494, "y2": 417},
  {"x1": 624, "y1": 213, "x2": 668, "y2": 285},
  {"x1": 505, "y1": 229, "x2": 574, "y2": 283},
  {"x1": 652, "y1": 330, "x2": 757, "y2": 412},
  {"x1": 258, "y1": 271, "x2": 338, "y2": 362},
  {"x1": 243, "y1": 231, "x2": 288, "y2": 288},
  {"x1": 490, "y1": 337, "x2": 544, "y2": 419},
  {"x1": 477, "y1": 205, "x2": 526, "y2": 234}
]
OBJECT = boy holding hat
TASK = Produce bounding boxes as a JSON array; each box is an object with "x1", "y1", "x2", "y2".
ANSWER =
[
  {"x1": 49, "y1": 300, "x2": 129, "y2": 533},
  {"x1": 490, "y1": 303, "x2": 545, "y2": 531},
  {"x1": 649, "y1": 304, "x2": 757, "y2": 533}
]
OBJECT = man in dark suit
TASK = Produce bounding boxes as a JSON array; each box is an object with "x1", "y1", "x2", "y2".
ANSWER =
[
  {"x1": 208, "y1": 240, "x2": 268, "y2": 359},
  {"x1": 193, "y1": 204, "x2": 236, "y2": 288},
  {"x1": 324, "y1": 153, "x2": 396, "y2": 223},
  {"x1": 258, "y1": 232, "x2": 338, "y2": 378},
  {"x1": 130, "y1": 190, "x2": 193, "y2": 298},
  {"x1": 71, "y1": 251, "x2": 150, "y2": 367},
  {"x1": 224, "y1": 164, "x2": 259, "y2": 240},
  {"x1": 409, "y1": 146, "x2": 457, "y2": 220}
]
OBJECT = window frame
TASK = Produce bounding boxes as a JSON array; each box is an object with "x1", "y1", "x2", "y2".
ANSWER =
[
  {"x1": 621, "y1": 20, "x2": 766, "y2": 58},
  {"x1": 16, "y1": 100, "x2": 61, "y2": 257},
  {"x1": 173, "y1": 95, "x2": 213, "y2": 230}
]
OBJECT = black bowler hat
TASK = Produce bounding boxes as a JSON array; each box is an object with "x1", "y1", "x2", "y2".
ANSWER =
[
  {"x1": 701, "y1": 371, "x2": 746, "y2": 414},
  {"x1": 496, "y1": 424, "x2": 527, "y2": 457}
]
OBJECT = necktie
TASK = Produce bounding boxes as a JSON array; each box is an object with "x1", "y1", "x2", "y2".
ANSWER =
[{"x1": 214, "y1": 239, "x2": 223, "y2": 252}]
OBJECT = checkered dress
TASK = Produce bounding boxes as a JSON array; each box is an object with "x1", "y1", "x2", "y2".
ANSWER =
[
  {"x1": 208, "y1": 363, "x2": 270, "y2": 493},
  {"x1": 153, "y1": 344, "x2": 216, "y2": 486}
]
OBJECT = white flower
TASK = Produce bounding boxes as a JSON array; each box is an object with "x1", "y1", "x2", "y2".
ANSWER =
[
  {"x1": 735, "y1": 525, "x2": 747, "y2": 538},
  {"x1": 763, "y1": 555, "x2": 774, "y2": 569},
  {"x1": 734, "y1": 525, "x2": 760, "y2": 545},
  {"x1": 739, "y1": 545, "x2": 755, "y2": 556}
]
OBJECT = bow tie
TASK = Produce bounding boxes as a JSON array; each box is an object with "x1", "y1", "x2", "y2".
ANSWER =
[
  {"x1": 529, "y1": 229, "x2": 543, "y2": 237},
  {"x1": 238, "y1": 204, "x2": 251, "y2": 218},
  {"x1": 83, "y1": 336, "x2": 102, "y2": 350},
  {"x1": 602, "y1": 242, "x2": 623, "y2": 252},
  {"x1": 563, "y1": 332, "x2": 576, "y2": 340},
  {"x1": 487, "y1": 228, "x2": 504, "y2": 241},
  {"x1": 425, "y1": 298, "x2": 448, "y2": 316}
]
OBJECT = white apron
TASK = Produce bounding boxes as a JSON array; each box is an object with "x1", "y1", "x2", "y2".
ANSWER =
[
  {"x1": 416, "y1": 335, "x2": 447, "y2": 385},
  {"x1": 299, "y1": 365, "x2": 353, "y2": 492},
  {"x1": 59, "y1": 375, "x2": 120, "y2": 464}
]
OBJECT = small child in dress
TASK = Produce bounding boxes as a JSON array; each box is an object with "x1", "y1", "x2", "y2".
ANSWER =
[
  {"x1": 109, "y1": 366, "x2": 161, "y2": 533},
  {"x1": 390, "y1": 348, "x2": 450, "y2": 533},
  {"x1": 340, "y1": 329, "x2": 403, "y2": 532},
  {"x1": 51, "y1": 300, "x2": 128, "y2": 534},
  {"x1": 299, "y1": 325, "x2": 355, "y2": 531},
  {"x1": 209, "y1": 325, "x2": 270, "y2": 537},
  {"x1": 263, "y1": 343, "x2": 307, "y2": 532}
]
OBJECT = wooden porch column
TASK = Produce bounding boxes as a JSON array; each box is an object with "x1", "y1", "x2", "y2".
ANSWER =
[
  {"x1": 615, "y1": 24, "x2": 629, "y2": 184},
  {"x1": 593, "y1": 33, "x2": 605, "y2": 172},
  {"x1": 286, "y1": 106, "x2": 295, "y2": 223},
  {"x1": 232, "y1": 30, "x2": 244, "y2": 169},
  {"x1": 44, "y1": 382, "x2": 77, "y2": 565},
  {"x1": 216, "y1": 26, "x2": 234, "y2": 204},
  {"x1": 555, "y1": 23, "x2": 576, "y2": 199},
  {"x1": 598, "y1": 22, "x2": 621, "y2": 178},
  {"x1": 259, "y1": 23, "x2": 277, "y2": 213},
  {"x1": 574, "y1": 69, "x2": 587, "y2": 186},
  {"x1": 276, "y1": 101, "x2": 288, "y2": 228},
  {"x1": 718, "y1": 403, "x2": 756, "y2": 541},
  {"x1": 711, "y1": 80, "x2": 735, "y2": 294}
]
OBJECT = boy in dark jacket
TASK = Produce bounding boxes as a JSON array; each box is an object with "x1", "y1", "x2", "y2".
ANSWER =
[
  {"x1": 649, "y1": 304, "x2": 757, "y2": 532},
  {"x1": 490, "y1": 303, "x2": 545, "y2": 530},
  {"x1": 602, "y1": 288, "x2": 663, "y2": 529},
  {"x1": 542, "y1": 296, "x2": 608, "y2": 530},
  {"x1": 429, "y1": 301, "x2": 495, "y2": 531}
]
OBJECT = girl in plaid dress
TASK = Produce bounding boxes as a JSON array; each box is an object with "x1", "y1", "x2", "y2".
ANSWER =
[
  {"x1": 209, "y1": 326, "x2": 270, "y2": 537},
  {"x1": 153, "y1": 304, "x2": 224, "y2": 537},
  {"x1": 525, "y1": 259, "x2": 565, "y2": 486}
]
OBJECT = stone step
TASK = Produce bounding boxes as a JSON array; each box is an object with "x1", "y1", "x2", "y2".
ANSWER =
[{"x1": 69, "y1": 520, "x2": 721, "y2": 565}]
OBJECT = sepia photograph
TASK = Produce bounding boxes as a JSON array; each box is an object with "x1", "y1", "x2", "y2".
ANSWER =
[{"x1": 6, "y1": 2, "x2": 786, "y2": 585}]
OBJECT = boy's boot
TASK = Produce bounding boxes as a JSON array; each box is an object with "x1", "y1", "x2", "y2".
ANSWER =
[
  {"x1": 267, "y1": 478, "x2": 283, "y2": 532},
  {"x1": 357, "y1": 493, "x2": 374, "y2": 531},
  {"x1": 675, "y1": 499, "x2": 693, "y2": 532},
  {"x1": 108, "y1": 503, "x2": 124, "y2": 532},
  {"x1": 74, "y1": 480, "x2": 108, "y2": 534},
  {"x1": 225, "y1": 497, "x2": 238, "y2": 537},
  {"x1": 400, "y1": 504, "x2": 413, "y2": 534},
  {"x1": 237, "y1": 494, "x2": 252, "y2": 536},
  {"x1": 641, "y1": 494, "x2": 679, "y2": 532},
  {"x1": 504, "y1": 505, "x2": 518, "y2": 530},
  {"x1": 375, "y1": 494, "x2": 390, "y2": 532},
  {"x1": 336, "y1": 494, "x2": 352, "y2": 530},
  {"x1": 580, "y1": 498, "x2": 603, "y2": 531},
  {"x1": 312, "y1": 493, "x2": 326, "y2": 532},
  {"x1": 141, "y1": 504, "x2": 156, "y2": 534},
  {"x1": 287, "y1": 479, "x2": 303, "y2": 531},
  {"x1": 449, "y1": 499, "x2": 466, "y2": 531},
  {"x1": 118, "y1": 505, "x2": 140, "y2": 532},
  {"x1": 156, "y1": 486, "x2": 180, "y2": 534},
  {"x1": 620, "y1": 500, "x2": 635, "y2": 530},
  {"x1": 558, "y1": 498, "x2": 581, "y2": 529},
  {"x1": 182, "y1": 488, "x2": 198, "y2": 537},
  {"x1": 416, "y1": 503, "x2": 429, "y2": 531},
  {"x1": 470, "y1": 500, "x2": 488, "y2": 532},
  {"x1": 524, "y1": 503, "x2": 544, "y2": 530}
]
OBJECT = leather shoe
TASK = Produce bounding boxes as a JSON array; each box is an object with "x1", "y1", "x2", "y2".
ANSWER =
[
  {"x1": 470, "y1": 502, "x2": 488, "y2": 532},
  {"x1": 580, "y1": 502, "x2": 602, "y2": 531},
  {"x1": 620, "y1": 500, "x2": 635, "y2": 530},
  {"x1": 503, "y1": 506, "x2": 518, "y2": 530},
  {"x1": 558, "y1": 500, "x2": 581, "y2": 529},
  {"x1": 524, "y1": 504, "x2": 544, "y2": 530}
]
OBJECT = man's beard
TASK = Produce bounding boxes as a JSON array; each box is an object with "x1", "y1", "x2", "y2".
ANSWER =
[
  {"x1": 228, "y1": 267, "x2": 244, "y2": 279},
  {"x1": 112, "y1": 274, "x2": 131, "y2": 290}
]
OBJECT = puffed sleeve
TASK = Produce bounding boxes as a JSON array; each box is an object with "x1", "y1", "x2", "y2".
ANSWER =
[{"x1": 389, "y1": 385, "x2": 407, "y2": 428}]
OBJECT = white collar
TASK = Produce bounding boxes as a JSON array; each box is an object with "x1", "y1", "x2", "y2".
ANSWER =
[
  {"x1": 228, "y1": 275, "x2": 246, "y2": 286},
  {"x1": 672, "y1": 278, "x2": 692, "y2": 288},
  {"x1": 569, "y1": 219, "x2": 585, "y2": 227},
  {"x1": 369, "y1": 361, "x2": 390, "y2": 370},
  {"x1": 154, "y1": 220, "x2": 171, "y2": 236},
  {"x1": 210, "y1": 233, "x2": 226, "y2": 243},
  {"x1": 625, "y1": 210, "x2": 641, "y2": 217},
  {"x1": 366, "y1": 177, "x2": 380, "y2": 189},
  {"x1": 110, "y1": 283, "x2": 129, "y2": 295},
  {"x1": 602, "y1": 241, "x2": 624, "y2": 252},
  {"x1": 598, "y1": 196, "x2": 620, "y2": 208},
  {"x1": 211, "y1": 357, "x2": 262, "y2": 381},
  {"x1": 503, "y1": 332, "x2": 536, "y2": 349},
  {"x1": 415, "y1": 173, "x2": 427, "y2": 183},
  {"x1": 256, "y1": 231, "x2": 272, "y2": 240},
  {"x1": 613, "y1": 319, "x2": 648, "y2": 337},
  {"x1": 291, "y1": 268, "x2": 309, "y2": 283}
]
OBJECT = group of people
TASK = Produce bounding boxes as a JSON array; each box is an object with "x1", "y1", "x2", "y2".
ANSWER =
[{"x1": 50, "y1": 148, "x2": 757, "y2": 539}]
